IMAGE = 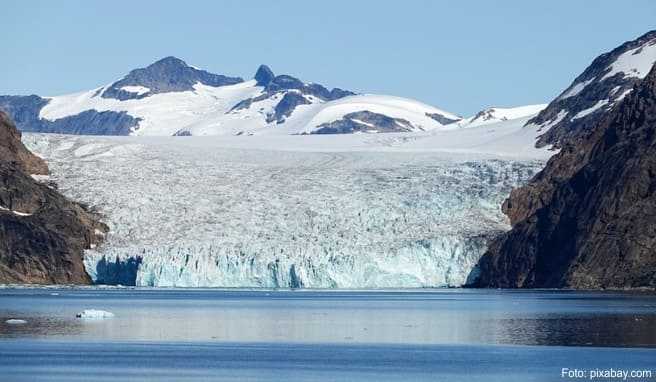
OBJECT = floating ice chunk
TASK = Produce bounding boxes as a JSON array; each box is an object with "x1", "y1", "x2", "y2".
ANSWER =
[
  {"x1": 76, "y1": 309, "x2": 115, "y2": 319},
  {"x1": 5, "y1": 319, "x2": 27, "y2": 325}
]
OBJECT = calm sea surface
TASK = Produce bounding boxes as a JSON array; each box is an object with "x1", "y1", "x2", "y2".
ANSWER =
[{"x1": 1, "y1": 288, "x2": 655, "y2": 381}]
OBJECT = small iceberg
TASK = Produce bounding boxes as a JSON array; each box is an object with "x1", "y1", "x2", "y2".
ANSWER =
[
  {"x1": 5, "y1": 319, "x2": 27, "y2": 325},
  {"x1": 75, "y1": 309, "x2": 115, "y2": 319}
]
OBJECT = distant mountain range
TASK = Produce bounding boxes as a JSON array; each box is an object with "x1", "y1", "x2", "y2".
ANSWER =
[
  {"x1": 0, "y1": 57, "x2": 463, "y2": 136},
  {"x1": 2, "y1": 32, "x2": 655, "y2": 146}
]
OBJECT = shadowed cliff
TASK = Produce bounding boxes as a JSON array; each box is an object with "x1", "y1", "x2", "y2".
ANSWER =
[{"x1": 476, "y1": 63, "x2": 656, "y2": 289}]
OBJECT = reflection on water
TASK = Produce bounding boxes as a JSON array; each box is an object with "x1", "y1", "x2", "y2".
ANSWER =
[
  {"x1": 1, "y1": 316, "x2": 83, "y2": 338},
  {"x1": 1, "y1": 288, "x2": 655, "y2": 347},
  {"x1": 496, "y1": 315, "x2": 656, "y2": 347}
]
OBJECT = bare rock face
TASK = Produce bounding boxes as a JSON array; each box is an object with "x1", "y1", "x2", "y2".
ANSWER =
[
  {"x1": 0, "y1": 111, "x2": 107, "y2": 284},
  {"x1": 475, "y1": 64, "x2": 656, "y2": 289},
  {"x1": 101, "y1": 56, "x2": 244, "y2": 100},
  {"x1": 0, "y1": 112, "x2": 48, "y2": 175}
]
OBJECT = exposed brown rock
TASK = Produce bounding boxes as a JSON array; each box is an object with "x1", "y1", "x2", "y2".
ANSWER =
[
  {"x1": 0, "y1": 111, "x2": 107, "y2": 284},
  {"x1": 475, "y1": 64, "x2": 656, "y2": 289},
  {"x1": 0, "y1": 111, "x2": 48, "y2": 175}
]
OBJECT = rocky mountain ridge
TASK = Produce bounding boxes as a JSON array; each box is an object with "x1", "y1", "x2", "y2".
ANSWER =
[
  {"x1": 528, "y1": 30, "x2": 656, "y2": 148},
  {"x1": 0, "y1": 58, "x2": 458, "y2": 136},
  {"x1": 475, "y1": 62, "x2": 656, "y2": 289}
]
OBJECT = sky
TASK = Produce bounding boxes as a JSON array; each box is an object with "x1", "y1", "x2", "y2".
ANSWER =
[{"x1": 1, "y1": 0, "x2": 655, "y2": 116}]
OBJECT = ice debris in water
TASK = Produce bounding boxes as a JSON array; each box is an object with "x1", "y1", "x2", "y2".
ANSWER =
[
  {"x1": 5, "y1": 319, "x2": 27, "y2": 325},
  {"x1": 76, "y1": 309, "x2": 115, "y2": 319}
]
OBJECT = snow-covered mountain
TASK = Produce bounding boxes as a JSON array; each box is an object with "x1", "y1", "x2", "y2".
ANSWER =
[
  {"x1": 0, "y1": 57, "x2": 461, "y2": 136},
  {"x1": 458, "y1": 104, "x2": 547, "y2": 128},
  {"x1": 528, "y1": 30, "x2": 656, "y2": 147}
]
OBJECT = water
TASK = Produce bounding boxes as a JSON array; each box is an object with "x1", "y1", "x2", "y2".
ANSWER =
[{"x1": 1, "y1": 288, "x2": 655, "y2": 381}]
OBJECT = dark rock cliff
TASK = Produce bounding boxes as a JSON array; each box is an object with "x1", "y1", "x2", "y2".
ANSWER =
[
  {"x1": 475, "y1": 64, "x2": 656, "y2": 289},
  {"x1": 266, "y1": 92, "x2": 311, "y2": 124},
  {"x1": 254, "y1": 64, "x2": 275, "y2": 86},
  {"x1": 0, "y1": 112, "x2": 107, "y2": 284}
]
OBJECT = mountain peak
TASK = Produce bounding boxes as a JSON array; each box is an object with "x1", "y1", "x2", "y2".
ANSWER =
[
  {"x1": 148, "y1": 56, "x2": 189, "y2": 70},
  {"x1": 254, "y1": 65, "x2": 275, "y2": 86},
  {"x1": 100, "y1": 57, "x2": 243, "y2": 101},
  {"x1": 527, "y1": 30, "x2": 656, "y2": 148}
]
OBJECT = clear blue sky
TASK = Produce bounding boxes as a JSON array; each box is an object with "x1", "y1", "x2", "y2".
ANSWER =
[{"x1": 1, "y1": 0, "x2": 654, "y2": 116}]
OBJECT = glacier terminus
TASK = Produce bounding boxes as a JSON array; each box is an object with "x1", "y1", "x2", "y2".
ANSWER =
[{"x1": 24, "y1": 114, "x2": 550, "y2": 288}]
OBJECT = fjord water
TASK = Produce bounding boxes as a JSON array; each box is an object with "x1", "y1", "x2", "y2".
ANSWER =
[{"x1": 0, "y1": 289, "x2": 655, "y2": 381}]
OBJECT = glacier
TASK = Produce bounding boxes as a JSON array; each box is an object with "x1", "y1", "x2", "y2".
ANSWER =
[{"x1": 23, "y1": 120, "x2": 549, "y2": 288}]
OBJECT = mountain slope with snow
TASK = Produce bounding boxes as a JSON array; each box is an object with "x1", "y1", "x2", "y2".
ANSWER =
[
  {"x1": 1, "y1": 58, "x2": 460, "y2": 136},
  {"x1": 528, "y1": 30, "x2": 656, "y2": 147},
  {"x1": 458, "y1": 104, "x2": 547, "y2": 128}
]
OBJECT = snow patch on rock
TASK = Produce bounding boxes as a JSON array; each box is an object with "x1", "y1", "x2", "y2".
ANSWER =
[
  {"x1": 120, "y1": 86, "x2": 150, "y2": 95},
  {"x1": 601, "y1": 41, "x2": 656, "y2": 81},
  {"x1": 559, "y1": 78, "x2": 595, "y2": 100},
  {"x1": 572, "y1": 99, "x2": 610, "y2": 120}
]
